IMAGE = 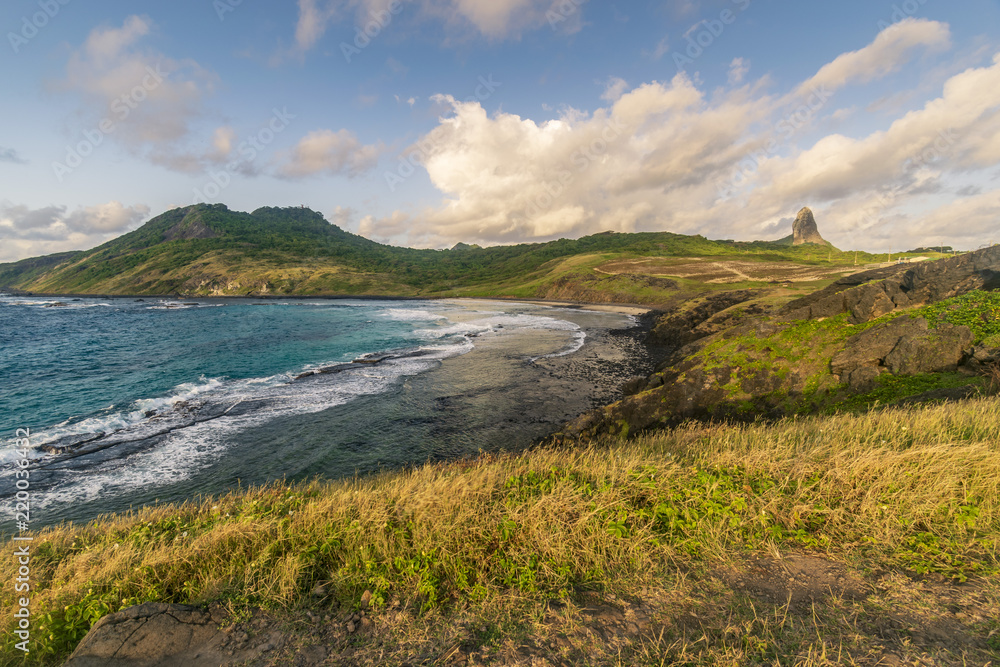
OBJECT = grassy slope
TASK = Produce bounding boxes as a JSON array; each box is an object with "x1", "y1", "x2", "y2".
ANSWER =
[
  {"x1": 3, "y1": 399, "x2": 998, "y2": 665},
  {"x1": 0, "y1": 204, "x2": 947, "y2": 303},
  {"x1": 679, "y1": 290, "x2": 1000, "y2": 418}
]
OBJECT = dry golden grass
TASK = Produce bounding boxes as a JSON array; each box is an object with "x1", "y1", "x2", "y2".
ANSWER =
[{"x1": 3, "y1": 398, "x2": 999, "y2": 664}]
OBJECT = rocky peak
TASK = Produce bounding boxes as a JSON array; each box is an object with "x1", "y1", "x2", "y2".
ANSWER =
[{"x1": 792, "y1": 207, "x2": 828, "y2": 246}]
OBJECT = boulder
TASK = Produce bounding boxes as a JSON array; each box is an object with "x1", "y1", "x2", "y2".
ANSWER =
[
  {"x1": 884, "y1": 323, "x2": 974, "y2": 375},
  {"x1": 830, "y1": 317, "x2": 929, "y2": 377},
  {"x1": 845, "y1": 366, "x2": 884, "y2": 392},
  {"x1": 847, "y1": 284, "x2": 896, "y2": 324},
  {"x1": 64, "y1": 603, "x2": 231, "y2": 666},
  {"x1": 621, "y1": 376, "x2": 648, "y2": 396}
]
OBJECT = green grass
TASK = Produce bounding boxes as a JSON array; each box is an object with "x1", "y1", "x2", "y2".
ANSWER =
[
  {"x1": 916, "y1": 290, "x2": 1000, "y2": 346},
  {"x1": 3, "y1": 398, "x2": 999, "y2": 664}
]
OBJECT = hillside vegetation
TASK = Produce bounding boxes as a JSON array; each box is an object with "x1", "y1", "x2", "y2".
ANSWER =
[
  {"x1": 3, "y1": 399, "x2": 998, "y2": 665},
  {"x1": 0, "y1": 204, "x2": 938, "y2": 304}
]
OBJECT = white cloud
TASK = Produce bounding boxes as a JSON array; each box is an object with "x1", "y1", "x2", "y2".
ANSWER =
[
  {"x1": 58, "y1": 16, "x2": 219, "y2": 172},
  {"x1": 728, "y1": 57, "x2": 749, "y2": 85},
  {"x1": 0, "y1": 201, "x2": 150, "y2": 262},
  {"x1": 650, "y1": 36, "x2": 670, "y2": 60},
  {"x1": 600, "y1": 77, "x2": 628, "y2": 102},
  {"x1": 360, "y1": 28, "x2": 1000, "y2": 252},
  {"x1": 287, "y1": 0, "x2": 585, "y2": 58},
  {"x1": 798, "y1": 19, "x2": 951, "y2": 95},
  {"x1": 278, "y1": 129, "x2": 385, "y2": 178},
  {"x1": 65, "y1": 201, "x2": 152, "y2": 233}
]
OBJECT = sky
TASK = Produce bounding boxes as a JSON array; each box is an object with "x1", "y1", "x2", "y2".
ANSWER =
[{"x1": 1, "y1": 0, "x2": 1000, "y2": 262}]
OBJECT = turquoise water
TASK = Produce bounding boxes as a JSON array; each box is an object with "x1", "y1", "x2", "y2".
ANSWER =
[{"x1": 0, "y1": 295, "x2": 636, "y2": 527}]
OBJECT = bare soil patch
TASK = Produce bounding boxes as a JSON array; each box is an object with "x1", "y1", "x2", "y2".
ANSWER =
[{"x1": 597, "y1": 256, "x2": 855, "y2": 284}]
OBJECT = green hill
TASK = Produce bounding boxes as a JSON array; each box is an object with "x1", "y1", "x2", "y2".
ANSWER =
[{"x1": 0, "y1": 204, "x2": 937, "y2": 303}]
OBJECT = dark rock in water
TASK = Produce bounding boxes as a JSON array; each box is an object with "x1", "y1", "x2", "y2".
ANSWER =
[
  {"x1": 143, "y1": 410, "x2": 157, "y2": 418},
  {"x1": 792, "y1": 207, "x2": 828, "y2": 246},
  {"x1": 135, "y1": 298, "x2": 145, "y2": 302},
  {"x1": 64, "y1": 603, "x2": 232, "y2": 666},
  {"x1": 43, "y1": 302, "x2": 67, "y2": 307},
  {"x1": 352, "y1": 354, "x2": 390, "y2": 364}
]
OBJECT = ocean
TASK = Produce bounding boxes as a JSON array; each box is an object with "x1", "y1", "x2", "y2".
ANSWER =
[{"x1": 0, "y1": 295, "x2": 648, "y2": 528}]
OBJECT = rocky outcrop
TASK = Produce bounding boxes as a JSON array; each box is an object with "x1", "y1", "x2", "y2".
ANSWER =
[
  {"x1": 830, "y1": 317, "x2": 974, "y2": 391},
  {"x1": 792, "y1": 207, "x2": 828, "y2": 246},
  {"x1": 621, "y1": 290, "x2": 768, "y2": 397},
  {"x1": 560, "y1": 249, "x2": 999, "y2": 442},
  {"x1": 648, "y1": 290, "x2": 760, "y2": 349},
  {"x1": 782, "y1": 245, "x2": 1000, "y2": 324},
  {"x1": 65, "y1": 603, "x2": 235, "y2": 666},
  {"x1": 65, "y1": 602, "x2": 292, "y2": 667}
]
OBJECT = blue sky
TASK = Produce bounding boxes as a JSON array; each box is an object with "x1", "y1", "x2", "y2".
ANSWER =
[{"x1": 1, "y1": 0, "x2": 999, "y2": 261}]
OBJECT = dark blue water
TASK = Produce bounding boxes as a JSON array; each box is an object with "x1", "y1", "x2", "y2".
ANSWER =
[{"x1": 0, "y1": 295, "x2": 639, "y2": 528}]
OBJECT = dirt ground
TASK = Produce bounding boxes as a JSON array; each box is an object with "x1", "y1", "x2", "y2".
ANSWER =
[
  {"x1": 66, "y1": 553, "x2": 1000, "y2": 666},
  {"x1": 596, "y1": 257, "x2": 858, "y2": 284}
]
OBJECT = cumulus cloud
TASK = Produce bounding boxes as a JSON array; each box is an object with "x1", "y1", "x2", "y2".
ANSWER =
[
  {"x1": 57, "y1": 15, "x2": 219, "y2": 172},
  {"x1": 798, "y1": 19, "x2": 951, "y2": 95},
  {"x1": 361, "y1": 26, "x2": 1000, "y2": 252},
  {"x1": 278, "y1": 129, "x2": 385, "y2": 178},
  {"x1": 0, "y1": 201, "x2": 150, "y2": 262}
]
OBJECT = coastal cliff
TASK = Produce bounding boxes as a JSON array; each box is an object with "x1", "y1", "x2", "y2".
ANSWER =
[{"x1": 556, "y1": 245, "x2": 1000, "y2": 441}]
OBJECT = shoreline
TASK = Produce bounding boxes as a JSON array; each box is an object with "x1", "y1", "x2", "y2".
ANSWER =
[
  {"x1": 1, "y1": 290, "x2": 659, "y2": 315},
  {"x1": 4, "y1": 299, "x2": 655, "y2": 530}
]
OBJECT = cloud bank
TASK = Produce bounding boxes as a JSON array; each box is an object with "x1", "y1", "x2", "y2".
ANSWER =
[
  {"x1": 0, "y1": 202, "x2": 150, "y2": 262},
  {"x1": 361, "y1": 19, "x2": 999, "y2": 252}
]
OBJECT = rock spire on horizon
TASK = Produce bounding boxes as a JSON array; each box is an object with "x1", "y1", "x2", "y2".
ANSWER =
[{"x1": 792, "y1": 207, "x2": 829, "y2": 246}]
